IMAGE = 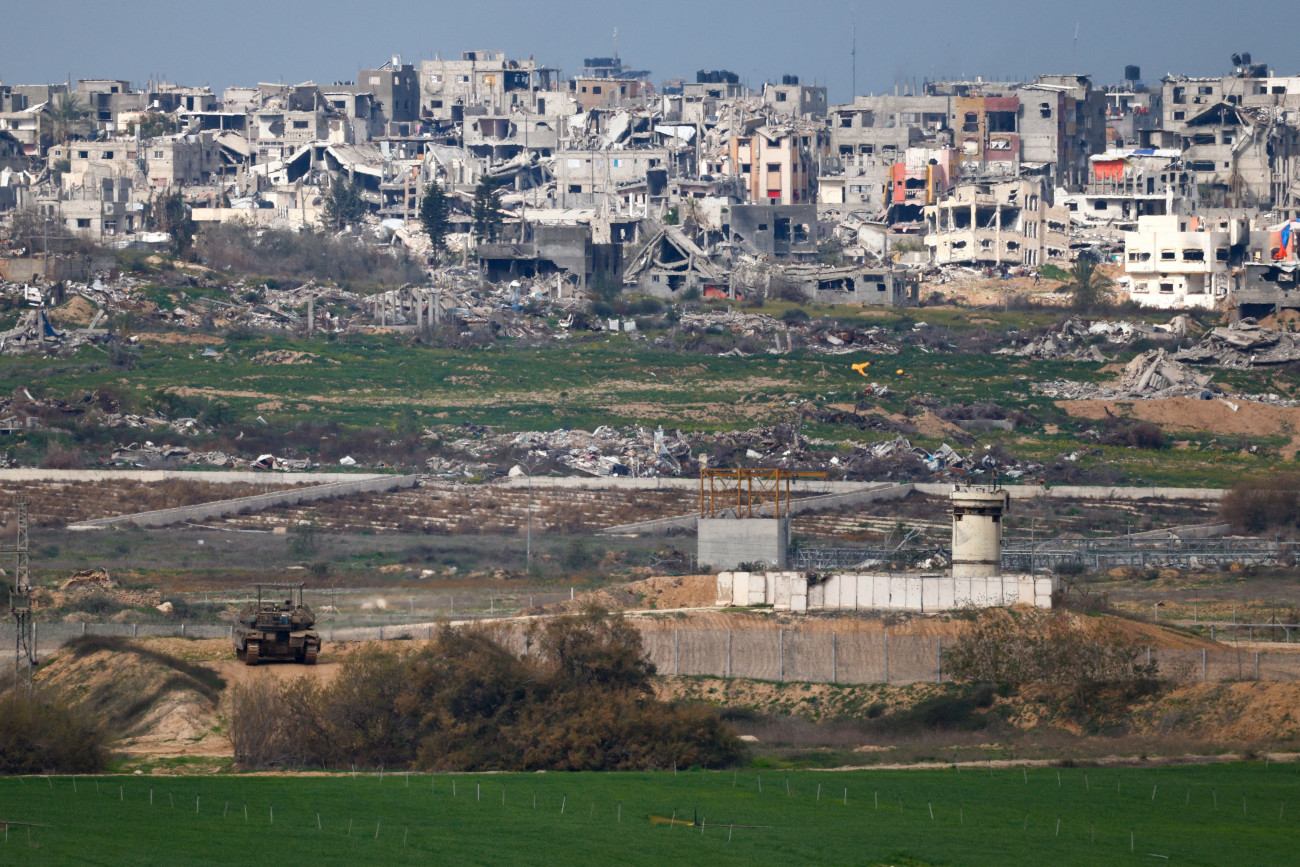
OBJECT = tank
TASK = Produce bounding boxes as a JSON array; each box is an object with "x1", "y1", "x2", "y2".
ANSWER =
[{"x1": 232, "y1": 583, "x2": 321, "y2": 666}]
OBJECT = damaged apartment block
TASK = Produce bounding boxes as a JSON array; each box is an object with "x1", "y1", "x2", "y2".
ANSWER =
[{"x1": 924, "y1": 177, "x2": 1070, "y2": 267}]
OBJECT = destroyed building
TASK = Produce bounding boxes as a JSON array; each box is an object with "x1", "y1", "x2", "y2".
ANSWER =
[{"x1": 924, "y1": 176, "x2": 1070, "y2": 267}]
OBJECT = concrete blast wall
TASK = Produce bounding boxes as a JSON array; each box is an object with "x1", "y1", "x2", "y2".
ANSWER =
[
  {"x1": 66, "y1": 474, "x2": 420, "y2": 530},
  {"x1": 698, "y1": 518, "x2": 789, "y2": 571},
  {"x1": 719, "y1": 570, "x2": 1058, "y2": 612}
]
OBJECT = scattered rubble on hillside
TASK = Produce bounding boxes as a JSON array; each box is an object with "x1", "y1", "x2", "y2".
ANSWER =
[
  {"x1": 1175, "y1": 317, "x2": 1300, "y2": 368},
  {"x1": 996, "y1": 315, "x2": 1188, "y2": 361}
]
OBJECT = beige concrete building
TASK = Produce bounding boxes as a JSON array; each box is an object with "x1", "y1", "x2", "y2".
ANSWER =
[{"x1": 924, "y1": 177, "x2": 1070, "y2": 267}]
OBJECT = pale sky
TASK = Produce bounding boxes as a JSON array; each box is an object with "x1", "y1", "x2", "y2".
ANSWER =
[{"x1": 3, "y1": 0, "x2": 1293, "y2": 103}]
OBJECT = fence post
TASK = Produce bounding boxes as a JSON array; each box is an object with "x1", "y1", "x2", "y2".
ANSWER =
[
  {"x1": 726, "y1": 629, "x2": 732, "y2": 678},
  {"x1": 831, "y1": 632, "x2": 837, "y2": 684},
  {"x1": 82, "y1": 622, "x2": 86, "y2": 636},
  {"x1": 674, "y1": 629, "x2": 679, "y2": 676},
  {"x1": 778, "y1": 629, "x2": 784, "y2": 683},
  {"x1": 936, "y1": 637, "x2": 942, "y2": 684},
  {"x1": 1146, "y1": 646, "x2": 1151, "y2": 667},
  {"x1": 229, "y1": 625, "x2": 233, "y2": 639},
  {"x1": 883, "y1": 634, "x2": 889, "y2": 684},
  {"x1": 1255, "y1": 651, "x2": 1260, "y2": 681},
  {"x1": 181, "y1": 623, "x2": 186, "y2": 638},
  {"x1": 1202, "y1": 647, "x2": 1207, "y2": 683},
  {"x1": 133, "y1": 623, "x2": 138, "y2": 638}
]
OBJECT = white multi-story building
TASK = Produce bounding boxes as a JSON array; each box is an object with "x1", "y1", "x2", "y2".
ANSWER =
[{"x1": 1122, "y1": 213, "x2": 1245, "y2": 309}]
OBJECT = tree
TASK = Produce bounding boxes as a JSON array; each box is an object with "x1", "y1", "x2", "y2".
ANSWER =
[
  {"x1": 470, "y1": 177, "x2": 503, "y2": 244},
  {"x1": 45, "y1": 93, "x2": 92, "y2": 144},
  {"x1": 131, "y1": 112, "x2": 177, "y2": 139},
  {"x1": 153, "y1": 189, "x2": 196, "y2": 257},
  {"x1": 1066, "y1": 254, "x2": 1114, "y2": 311},
  {"x1": 321, "y1": 173, "x2": 366, "y2": 231},
  {"x1": 419, "y1": 180, "x2": 450, "y2": 263}
]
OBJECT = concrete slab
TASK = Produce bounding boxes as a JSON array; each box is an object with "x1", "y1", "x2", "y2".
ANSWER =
[
  {"x1": 921, "y1": 575, "x2": 940, "y2": 612},
  {"x1": 746, "y1": 573, "x2": 768, "y2": 606},
  {"x1": 808, "y1": 577, "x2": 826, "y2": 610},
  {"x1": 716, "y1": 572, "x2": 733, "y2": 606},
  {"x1": 903, "y1": 576, "x2": 923, "y2": 610},
  {"x1": 937, "y1": 575, "x2": 955, "y2": 610},
  {"x1": 872, "y1": 574, "x2": 892, "y2": 610}
]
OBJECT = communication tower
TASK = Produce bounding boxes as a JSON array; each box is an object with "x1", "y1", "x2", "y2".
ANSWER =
[{"x1": 9, "y1": 495, "x2": 34, "y2": 692}]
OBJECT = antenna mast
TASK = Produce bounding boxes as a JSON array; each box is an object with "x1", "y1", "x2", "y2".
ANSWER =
[
  {"x1": 851, "y1": 7, "x2": 857, "y2": 98},
  {"x1": 10, "y1": 495, "x2": 34, "y2": 693}
]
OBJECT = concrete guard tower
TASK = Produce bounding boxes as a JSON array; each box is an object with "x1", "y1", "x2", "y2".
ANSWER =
[{"x1": 951, "y1": 484, "x2": 1009, "y2": 580}]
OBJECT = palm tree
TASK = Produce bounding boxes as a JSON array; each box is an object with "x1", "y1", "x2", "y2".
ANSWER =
[
  {"x1": 1066, "y1": 255, "x2": 1114, "y2": 312},
  {"x1": 46, "y1": 93, "x2": 92, "y2": 145}
]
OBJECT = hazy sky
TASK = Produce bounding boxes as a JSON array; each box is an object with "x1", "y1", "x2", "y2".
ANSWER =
[{"x1": 3, "y1": 0, "x2": 1292, "y2": 102}]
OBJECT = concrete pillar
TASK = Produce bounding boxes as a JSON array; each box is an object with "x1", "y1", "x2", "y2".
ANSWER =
[{"x1": 307, "y1": 296, "x2": 314, "y2": 334}]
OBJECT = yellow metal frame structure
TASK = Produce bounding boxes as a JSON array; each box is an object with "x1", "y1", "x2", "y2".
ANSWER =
[{"x1": 699, "y1": 468, "x2": 827, "y2": 519}]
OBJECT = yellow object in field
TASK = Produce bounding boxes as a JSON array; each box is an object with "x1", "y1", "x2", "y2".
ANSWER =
[
  {"x1": 895, "y1": 369, "x2": 904, "y2": 375},
  {"x1": 851, "y1": 361, "x2": 871, "y2": 377}
]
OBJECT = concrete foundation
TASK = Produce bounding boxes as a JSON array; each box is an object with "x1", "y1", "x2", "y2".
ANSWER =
[{"x1": 698, "y1": 517, "x2": 789, "y2": 571}]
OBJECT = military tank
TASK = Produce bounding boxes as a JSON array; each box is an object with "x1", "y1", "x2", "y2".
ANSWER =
[{"x1": 233, "y1": 583, "x2": 321, "y2": 666}]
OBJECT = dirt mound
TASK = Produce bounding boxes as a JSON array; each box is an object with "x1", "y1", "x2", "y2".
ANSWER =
[
  {"x1": 35, "y1": 636, "x2": 229, "y2": 756},
  {"x1": 49, "y1": 294, "x2": 98, "y2": 327},
  {"x1": 34, "y1": 569, "x2": 162, "y2": 611},
  {"x1": 1130, "y1": 682, "x2": 1300, "y2": 742},
  {"x1": 1061, "y1": 396, "x2": 1300, "y2": 457}
]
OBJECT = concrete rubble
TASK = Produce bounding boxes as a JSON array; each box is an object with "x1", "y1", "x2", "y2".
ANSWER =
[
  {"x1": 1175, "y1": 317, "x2": 1300, "y2": 369},
  {"x1": 996, "y1": 315, "x2": 1188, "y2": 361},
  {"x1": 1034, "y1": 349, "x2": 1215, "y2": 400}
]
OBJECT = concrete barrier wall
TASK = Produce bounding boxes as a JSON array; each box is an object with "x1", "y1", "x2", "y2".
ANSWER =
[
  {"x1": 7, "y1": 621, "x2": 1298, "y2": 685},
  {"x1": 914, "y1": 483, "x2": 1225, "y2": 501},
  {"x1": 721, "y1": 570, "x2": 1059, "y2": 612},
  {"x1": 66, "y1": 474, "x2": 421, "y2": 530},
  {"x1": 601, "y1": 482, "x2": 909, "y2": 536},
  {"x1": 0, "y1": 469, "x2": 391, "y2": 485}
]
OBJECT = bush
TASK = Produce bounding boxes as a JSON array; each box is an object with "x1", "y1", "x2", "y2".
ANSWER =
[
  {"x1": 941, "y1": 608, "x2": 1159, "y2": 716},
  {"x1": 1221, "y1": 472, "x2": 1300, "y2": 534},
  {"x1": 227, "y1": 608, "x2": 744, "y2": 771},
  {"x1": 0, "y1": 691, "x2": 110, "y2": 774},
  {"x1": 197, "y1": 223, "x2": 423, "y2": 287}
]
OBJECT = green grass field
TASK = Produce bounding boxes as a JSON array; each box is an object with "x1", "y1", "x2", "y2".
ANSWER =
[
  {"x1": 0, "y1": 763, "x2": 1294, "y2": 864},
  {"x1": 2, "y1": 311, "x2": 1294, "y2": 485}
]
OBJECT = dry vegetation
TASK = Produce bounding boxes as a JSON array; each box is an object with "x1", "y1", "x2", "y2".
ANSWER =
[
  {"x1": 0, "y1": 478, "x2": 298, "y2": 529},
  {"x1": 199, "y1": 484, "x2": 698, "y2": 535}
]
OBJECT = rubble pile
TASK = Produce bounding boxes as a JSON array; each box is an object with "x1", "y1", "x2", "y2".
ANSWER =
[
  {"x1": 678, "y1": 310, "x2": 785, "y2": 334},
  {"x1": 33, "y1": 569, "x2": 164, "y2": 614},
  {"x1": 996, "y1": 315, "x2": 1188, "y2": 361},
  {"x1": 1175, "y1": 318, "x2": 1300, "y2": 368},
  {"x1": 1034, "y1": 349, "x2": 1215, "y2": 400}
]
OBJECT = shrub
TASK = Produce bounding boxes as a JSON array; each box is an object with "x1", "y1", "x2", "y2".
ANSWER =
[
  {"x1": 1221, "y1": 472, "x2": 1300, "y2": 534},
  {"x1": 226, "y1": 608, "x2": 743, "y2": 771},
  {"x1": 0, "y1": 691, "x2": 110, "y2": 774}
]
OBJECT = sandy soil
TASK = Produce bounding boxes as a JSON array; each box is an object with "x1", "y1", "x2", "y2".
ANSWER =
[{"x1": 1060, "y1": 396, "x2": 1300, "y2": 457}]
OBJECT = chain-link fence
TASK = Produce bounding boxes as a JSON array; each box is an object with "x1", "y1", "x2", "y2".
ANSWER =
[{"x1": 4, "y1": 622, "x2": 1300, "y2": 685}]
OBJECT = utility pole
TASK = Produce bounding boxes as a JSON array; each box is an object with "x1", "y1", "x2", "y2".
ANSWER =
[{"x1": 10, "y1": 495, "x2": 34, "y2": 693}]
